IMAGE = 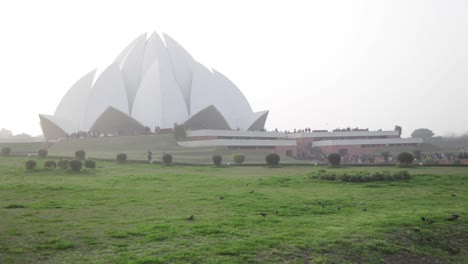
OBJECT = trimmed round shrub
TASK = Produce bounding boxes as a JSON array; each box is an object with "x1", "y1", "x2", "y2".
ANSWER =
[
  {"x1": 116, "y1": 153, "x2": 127, "y2": 163},
  {"x1": 44, "y1": 160, "x2": 57, "y2": 169},
  {"x1": 232, "y1": 153, "x2": 246, "y2": 164},
  {"x1": 57, "y1": 159, "x2": 69, "y2": 170},
  {"x1": 212, "y1": 155, "x2": 222, "y2": 166},
  {"x1": 69, "y1": 159, "x2": 83, "y2": 171},
  {"x1": 75, "y1": 150, "x2": 86, "y2": 159},
  {"x1": 38, "y1": 149, "x2": 48, "y2": 158},
  {"x1": 328, "y1": 153, "x2": 341, "y2": 166},
  {"x1": 84, "y1": 159, "x2": 96, "y2": 169},
  {"x1": 162, "y1": 153, "x2": 173, "y2": 165},
  {"x1": 265, "y1": 153, "x2": 280, "y2": 166},
  {"x1": 397, "y1": 152, "x2": 414, "y2": 164},
  {"x1": 25, "y1": 160, "x2": 37, "y2": 170},
  {"x1": 1, "y1": 147, "x2": 11, "y2": 156}
]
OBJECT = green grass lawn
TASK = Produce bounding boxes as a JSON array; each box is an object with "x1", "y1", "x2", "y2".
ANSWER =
[{"x1": 0, "y1": 157, "x2": 466, "y2": 263}]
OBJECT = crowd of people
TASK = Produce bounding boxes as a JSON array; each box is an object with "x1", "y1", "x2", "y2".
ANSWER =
[{"x1": 421, "y1": 152, "x2": 468, "y2": 161}]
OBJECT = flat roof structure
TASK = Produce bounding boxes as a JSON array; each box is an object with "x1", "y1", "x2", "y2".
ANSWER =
[
  {"x1": 287, "y1": 130, "x2": 399, "y2": 139},
  {"x1": 312, "y1": 138, "x2": 423, "y2": 147}
]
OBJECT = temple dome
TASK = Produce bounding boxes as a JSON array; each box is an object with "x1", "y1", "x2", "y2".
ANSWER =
[{"x1": 40, "y1": 32, "x2": 268, "y2": 140}]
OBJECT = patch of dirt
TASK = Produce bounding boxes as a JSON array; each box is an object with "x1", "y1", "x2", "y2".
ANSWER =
[{"x1": 383, "y1": 250, "x2": 445, "y2": 264}]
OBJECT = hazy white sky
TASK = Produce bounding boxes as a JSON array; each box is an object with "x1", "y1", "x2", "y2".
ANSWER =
[{"x1": 0, "y1": 0, "x2": 467, "y2": 137}]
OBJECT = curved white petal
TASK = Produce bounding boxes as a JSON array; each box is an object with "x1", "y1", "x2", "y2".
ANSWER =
[
  {"x1": 212, "y1": 69, "x2": 253, "y2": 119},
  {"x1": 81, "y1": 63, "x2": 129, "y2": 131},
  {"x1": 141, "y1": 32, "x2": 162, "y2": 79},
  {"x1": 89, "y1": 106, "x2": 145, "y2": 134},
  {"x1": 132, "y1": 60, "x2": 188, "y2": 129},
  {"x1": 163, "y1": 33, "x2": 194, "y2": 110},
  {"x1": 236, "y1": 110, "x2": 269, "y2": 131},
  {"x1": 54, "y1": 69, "x2": 96, "y2": 132},
  {"x1": 190, "y1": 63, "x2": 253, "y2": 129},
  {"x1": 114, "y1": 33, "x2": 145, "y2": 65},
  {"x1": 116, "y1": 33, "x2": 147, "y2": 111},
  {"x1": 184, "y1": 105, "x2": 231, "y2": 130},
  {"x1": 39, "y1": 114, "x2": 74, "y2": 136}
]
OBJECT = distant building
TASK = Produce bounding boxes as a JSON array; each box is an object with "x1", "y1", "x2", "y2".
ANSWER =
[{"x1": 181, "y1": 129, "x2": 422, "y2": 158}]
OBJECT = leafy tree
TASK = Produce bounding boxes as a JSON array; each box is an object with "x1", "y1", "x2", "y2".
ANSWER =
[
  {"x1": 212, "y1": 155, "x2": 222, "y2": 166},
  {"x1": 0, "y1": 128, "x2": 13, "y2": 138},
  {"x1": 75, "y1": 150, "x2": 86, "y2": 159},
  {"x1": 265, "y1": 153, "x2": 280, "y2": 166},
  {"x1": 116, "y1": 153, "x2": 127, "y2": 163},
  {"x1": 84, "y1": 160, "x2": 96, "y2": 169},
  {"x1": 162, "y1": 153, "x2": 173, "y2": 165},
  {"x1": 411, "y1": 128, "x2": 434, "y2": 139},
  {"x1": 69, "y1": 160, "x2": 83, "y2": 171},
  {"x1": 173, "y1": 124, "x2": 186, "y2": 140},
  {"x1": 25, "y1": 160, "x2": 37, "y2": 170},
  {"x1": 232, "y1": 153, "x2": 246, "y2": 164},
  {"x1": 328, "y1": 153, "x2": 341, "y2": 166},
  {"x1": 1, "y1": 147, "x2": 11, "y2": 156},
  {"x1": 38, "y1": 149, "x2": 48, "y2": 158},
  {"x1": 394, "y1": 125, "x2": 402, "y2": 136},
  {"x1": 397, "y1": 152, "x2": 414, "y2": 164}
]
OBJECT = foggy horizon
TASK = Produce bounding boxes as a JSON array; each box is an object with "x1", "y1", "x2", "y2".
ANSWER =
[{"x1": 1, "y1": 0, "x2": 467, "y2": 138}]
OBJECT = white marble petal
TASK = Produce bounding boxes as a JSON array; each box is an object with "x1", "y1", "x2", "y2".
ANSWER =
[
  {"x1": 163, "y1": 33, "x2": 194, "y2": 111},
  {"x1": 211, "y1": 69, "x2": 253, "y2": 123},
  {"x1": 190, "y1": 62, "x2": 254, "y2": 129},
  {"x1": 141, "y1": 32, "x2": 162, "y2": 79},
  {"x1": 39, "y1": 114, "x2": 74, "y2": 135},
  {"x1": 81, "y1": 63, "x2": 129, "y2": 131},
  {"x1": 236, "y1": 110, "x2": 269, "y2": 131},
  {"x1": 54, "y1": 69, "x2": 96, "y2": 132},
  {"x1": 116, "y1": 33, "x2": 147, "y2": 112},
  {"x1": 113, "y1": 34, "x2": 144, "y2": 65},
  {"x1": 132, "y1": 59, "x2": 188, "y2": 129}
]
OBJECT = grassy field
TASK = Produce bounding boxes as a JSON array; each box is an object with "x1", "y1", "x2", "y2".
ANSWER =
[{"x1": 0, "y1": 157, "x2": 466, "y2": 263}]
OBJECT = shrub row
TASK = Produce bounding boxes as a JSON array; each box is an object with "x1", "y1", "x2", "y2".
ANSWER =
[
  {"x1": 115, "y1": 153, "x2": 252, "y2": 166},
  {"x1": 24, "y1": 159, "x2": 96, "y2": 171},
  {"x1": 311, "y1": 169, "x2": 411, "y2": 182}
]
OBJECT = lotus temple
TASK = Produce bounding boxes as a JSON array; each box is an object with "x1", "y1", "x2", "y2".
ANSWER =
[{"x1": 39, "y1": 32, "x2": 422, "y2": 159}]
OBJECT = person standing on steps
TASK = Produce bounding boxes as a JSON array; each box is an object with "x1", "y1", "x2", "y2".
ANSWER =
[{"x1": 147, "y1": 149, "x2": 152, "y2": 163}]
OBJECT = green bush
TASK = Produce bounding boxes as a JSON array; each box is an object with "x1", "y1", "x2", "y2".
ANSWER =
[
  {"x1": 84, "y1": 159, "x2": 96, "y2": 169},
  {"x1": 75, "y1": 150, "x2": 86, "y2": 159},
  {"x1": 311, "y1": 169, "x2": 411, "y2": 182},
  {"x1": 212, "y1": 155, "x2": 222, "y2": 166},
  {"x1": 69, "y1": 160, "x2": 83, "y2": 172},
  {"x1": 162, "y1": 153, "x2": 173, "y2": 165},
  {"x1": 44, "y1": 160, "x2": 57, "y2": 169},
  {"x1": 265, "y1": 153, "x2": 280, "y2": 166},
  {"x1": 116, "y1": 153, "x2": 127, "y2": 163},
  {"x1": 397, "y1": 152, "x2": 414, "y2": 164},
  {"x1": 232, "y1": 153, "x2": 246, "y2": 164},
  {"x1": 25, "y1": 160, "x2": 37, "y2": 170},
  {"x1": 327, "y1": 153, "x2": 341, "y2": 166},
  {"x1": 38, "y1": 149, "x2": 48, "y2": 158},
  {"x1": 1, "y1": 147, "x2": 11, "y2": 156},
  {"x1": 57, "y1": 160, "x2": 69, "y2": 170}
]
